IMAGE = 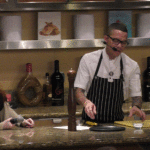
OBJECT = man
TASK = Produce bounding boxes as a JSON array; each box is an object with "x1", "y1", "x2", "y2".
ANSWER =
[{"x1": 74, "y1": 22, "x2": 146, "y2": 123}]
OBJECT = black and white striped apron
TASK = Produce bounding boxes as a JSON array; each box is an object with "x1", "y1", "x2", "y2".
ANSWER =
[{"x1": 82, "y1": 52, "x2": 124, "y2": 123}]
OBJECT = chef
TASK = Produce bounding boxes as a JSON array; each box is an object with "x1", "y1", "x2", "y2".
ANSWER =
[{"x1": 74, "y1": 22, "x2": 146, "y2": 123}]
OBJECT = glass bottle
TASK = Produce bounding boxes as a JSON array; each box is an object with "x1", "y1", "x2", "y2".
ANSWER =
[
  {"x1": 17, "y1": 63, "x2": 43, "y2": 106},
  {"x1": 51, "y1": 60, "x2": 64, "y2": 106},
  {"x1": 43, "y1": 72, "x2": 52, "y2": 106},
  {"x1": 143, "y1": 57, "x2": 150, "y2": 102}
]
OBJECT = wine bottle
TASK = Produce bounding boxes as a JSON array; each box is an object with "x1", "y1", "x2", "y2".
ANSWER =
[
  {"x1": 43, "y1": 72, "x2": 52, "y2": 106},
  {"x1": 143, "y1": 57, "x2": 150, "y2": 102},
  {"x1": 17, "y1": 63, "x2": 43, "y2": 106},
  {"x1": 51, "y1": 60, "x2": 64, "y2": 106}
]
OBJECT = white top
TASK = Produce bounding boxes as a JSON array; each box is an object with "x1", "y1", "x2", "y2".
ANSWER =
[{"x1": 74, "y1": 48, "x2": 142, "y2": 100}]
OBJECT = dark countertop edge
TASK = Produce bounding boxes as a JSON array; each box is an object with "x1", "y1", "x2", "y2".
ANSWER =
[{"x1": 0, "y1": 137, "x2": 149, "y2": 150}]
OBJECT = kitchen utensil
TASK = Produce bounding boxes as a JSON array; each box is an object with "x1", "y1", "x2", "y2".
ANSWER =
[
  {"x1": 86, "y1": 121, "x2": 125, "y2": 131},
  {"x1": 90, "y1": 125, "x2": 125, "y2": 132}
]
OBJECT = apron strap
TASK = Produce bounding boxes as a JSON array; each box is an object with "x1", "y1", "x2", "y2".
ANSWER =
[
  {"x1": 120, "y1": 58, "x2": 124, "y2": 81},
  {"x1": 94, "y1": 52, "x2": 124, "y2": 81},
  {"x1": 94, "y1": 52, "x2": 103, "y2": 77}
]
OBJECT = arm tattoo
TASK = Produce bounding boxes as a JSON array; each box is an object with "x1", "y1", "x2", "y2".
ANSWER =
[
  {"x1": 74, "y1": 87, "x2": 87, "y2": 106},
  {"x1": 132, "y1": 96, "x2": 142, "y2": 109}
]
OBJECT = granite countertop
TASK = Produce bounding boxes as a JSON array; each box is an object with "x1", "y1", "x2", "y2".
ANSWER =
[
  {"x1": 0, "y1": 102, "x2": 150, "y2": 150},
  {"x1": 0, "y1": 123, "x2": 150, "y2": 150},
  {"x1": 15, "y1": 102, "x2": 150, "y2": 119}
]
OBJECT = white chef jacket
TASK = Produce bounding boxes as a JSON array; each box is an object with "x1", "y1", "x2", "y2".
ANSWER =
[{"x1": 74, "y1": 48, "x2": 142, "y2": 100}]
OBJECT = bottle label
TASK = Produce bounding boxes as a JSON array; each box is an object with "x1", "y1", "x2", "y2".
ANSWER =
[
  {"x1": 52, "y1": 85, "x2": 64, "y2": 99},
  {"x1": 55, "y1": 88, "x2": 63, "y2": 95},
  {"x1": 51, "y1": 73, "x2": 64, "y2": 101}
]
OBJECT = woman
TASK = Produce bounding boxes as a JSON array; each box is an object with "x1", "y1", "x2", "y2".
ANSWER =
[{"x1": 0, "y1": 89, "x2": 34, "y2": 130}]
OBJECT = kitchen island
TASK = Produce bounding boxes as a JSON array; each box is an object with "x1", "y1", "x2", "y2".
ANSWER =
[
  {"x1": 0, "y1": 102, "x2": 150, "y2": 150},
  {"x1": 0, "y1": 121, "x2": 150, "y2": 150}
]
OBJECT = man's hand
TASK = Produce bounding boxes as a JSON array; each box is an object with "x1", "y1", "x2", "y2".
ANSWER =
[
  {"x1": 75, "y1": 88, "x2": 97, "y2": 119},
  {"x1": 129, "y1": 106, "x2": 146, "y2": 121},
  {"x1": 84, "y1": 100, "x2": 97, "y2": 119}
]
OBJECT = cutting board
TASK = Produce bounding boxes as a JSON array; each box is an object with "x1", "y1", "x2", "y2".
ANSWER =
[{"x1": 114, "y1": 120, "x2": 150, "y2": 128}]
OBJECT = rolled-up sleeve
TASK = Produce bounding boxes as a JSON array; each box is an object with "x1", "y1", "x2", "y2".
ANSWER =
[
  {"x1": 129, "y1": 63, "x2": 142, "y2": 97},
  {"x1": 74, "y1": 56, "x2": 90, "y2": 91}
]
